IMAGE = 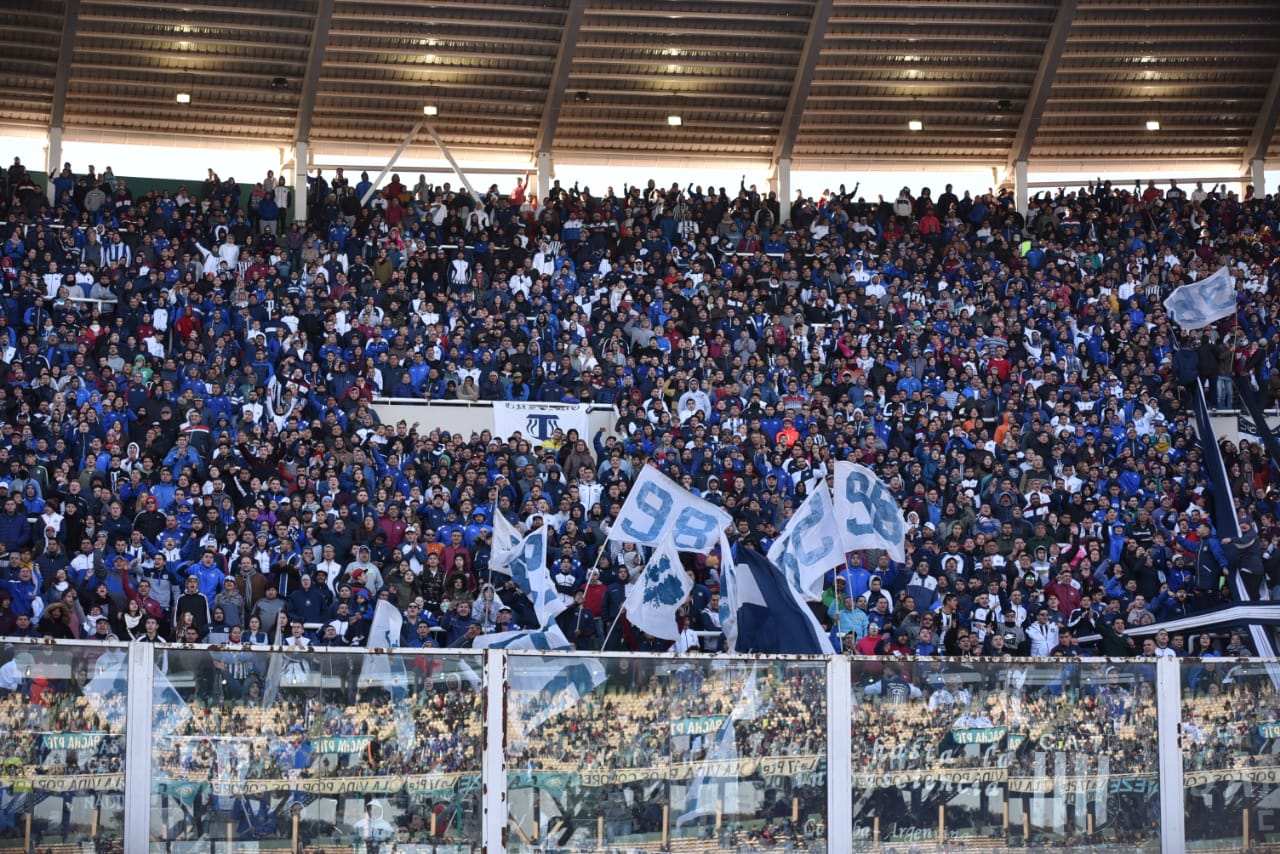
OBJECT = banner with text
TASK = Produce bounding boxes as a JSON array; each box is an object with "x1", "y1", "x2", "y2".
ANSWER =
[{"x1": 494, "y1": 402, "x2": 591, "y2": 448}]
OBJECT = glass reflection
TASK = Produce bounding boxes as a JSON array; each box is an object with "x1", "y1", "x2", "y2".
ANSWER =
[
  {"x1": 505, "y1": 653, "x2": 828, "y2": 853},
  {"x1": 0, "y1": 641, "x2": 127, "y2": 853},
  {"x1": 151, "y1": 645, "x2": 483, "y2": 852},
  {"x1": 1182, "y1": 658, "x2": 1280, "y2": 850},
  {"x1": 851, "y1": 657, "x2": 1159, "y2": 851}
]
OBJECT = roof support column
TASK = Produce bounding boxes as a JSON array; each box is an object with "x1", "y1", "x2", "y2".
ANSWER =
[
  {"x1": 536, "y1": 150, "x2": 553, "y2": 207},
  {"x1": 1250, "y1": 158, "x2": 1266, "y2": 198},
  {"x1": 1014, "y1": 159, "x2": 1029, "y2": 217},
  {"x1": 293, "y1": 141, "x2": 309, "y2": 224},
  {"x1": 774, "y1": 158, "x2": 792, "y2": 225},
  {"x1": 360, "y1": 121, "x2": 423, "y2": 207},
  {"x1": 46, "y1": 127, "x2": 62, "y2": 205},
  {"x1": 48, "y1": 0, "x2": 80, "y2": 204},
  {"x1": 425, "y1": 123, "x2": 478, "y2": 203},
  {"x1": 1004, "y1": 0, "x2": 1078, "y2": 184}
]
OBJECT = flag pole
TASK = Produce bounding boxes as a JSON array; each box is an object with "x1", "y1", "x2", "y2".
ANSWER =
[{"x1": 600, "y1": 603, "x2": 627, "y2": 650}]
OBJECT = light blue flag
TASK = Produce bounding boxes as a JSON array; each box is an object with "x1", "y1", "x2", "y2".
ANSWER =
[
  {"x1": 1163, "y1": 266, "x2": 1237, "y2": 330},
  {"x1": 624, "y1": 535, "x2": 692, "y2": 641}
]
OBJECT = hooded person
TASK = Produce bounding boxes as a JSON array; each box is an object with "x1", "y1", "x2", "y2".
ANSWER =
[{"x1": 472, "y1": 582, "x2": 502, "y2": 632}]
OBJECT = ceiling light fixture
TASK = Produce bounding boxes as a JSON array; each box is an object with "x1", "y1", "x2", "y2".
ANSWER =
[
  {"x1": 1146, "y1": 119, "x2": 1160, "y2": 131},
  {"x1": 908, "y1": 119, "x2": 923, "y2": 131},
  {"x1": 423, "y1": 104, "x2": 439, "y2": 116},
  {"x1": 667, "y1": 114, "x2": 683, "y2": 126}
]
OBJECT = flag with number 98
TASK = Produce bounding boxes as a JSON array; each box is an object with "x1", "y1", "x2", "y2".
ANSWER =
[
  {"x1": 613, "y1": 465, "x2": 732, "y2": 554},
  {"x1": 833, "y1": 461, "x2": 907, "y2": 563}
]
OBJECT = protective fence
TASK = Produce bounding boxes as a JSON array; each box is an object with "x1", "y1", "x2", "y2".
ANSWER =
[{"x1": 3, "y1": 639, "x2": 1276, "y2": 853}]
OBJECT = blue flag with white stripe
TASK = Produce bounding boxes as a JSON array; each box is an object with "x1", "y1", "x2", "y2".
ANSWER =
[
  {"x1": 1163, "y1": 266, "x2": 1237, "y2": 330},
  {"x1": 725, "y1": 547, "x2": 834, "y2": 655}
]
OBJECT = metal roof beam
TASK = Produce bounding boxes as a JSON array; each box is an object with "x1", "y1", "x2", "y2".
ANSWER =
[
  {"x1": 49, "y1": 0, "x2": 81, "y2": 128},
  {"x1": 1006, "y1": 0, "x2": 1079, "y2": 172},
  {"x1": 1243, "y1": 56, "x2": 1280, "y2": 170},
  {"x1": 534, "y1": 0, "x2": 586, "y2": 154},
  {"x1": 294, "y1": 0, "x2": 335, "y2": 143},
  {"x1": 773, "y1": 0, "x2": 833, "y2": 166}
]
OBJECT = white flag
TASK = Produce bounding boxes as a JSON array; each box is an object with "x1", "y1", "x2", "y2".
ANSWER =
[
  {"x1": 1163, "y1": 266, "x2": 1237, "y2": 330},
  {"x1": 624, "y1": 536, "x2": 692, "y2": 641},
  {"x1": 507, "y1": 525, "x2": 565, "y2": 628},
  {"x1": 612, "y1": 464, "x2": 731, "y2": 554},
  {"x1": 490, "y1": 510, "x2": 524, "y2": 575},
  {"x1": 767, "y1": 486, "x2": 845, "y2": 600},
  {"x1": 833, "y1": 461, "x2": 907, "y2": 562}
]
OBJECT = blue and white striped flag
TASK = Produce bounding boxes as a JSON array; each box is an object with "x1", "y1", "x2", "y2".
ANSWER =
[
  {"x1": 1163, "y1": 266, "x2": 1237, "y2": 330},
  {"x1": 722, "y1": 546, "x2": 834, "y2": 655}
]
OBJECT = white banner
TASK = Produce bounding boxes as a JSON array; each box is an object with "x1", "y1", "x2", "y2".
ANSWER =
[
  {"x1": 625, "y1": 535, "x2": 692, "y2": 641},
  {"x1": 1163, "y1": 266, "x2": 1237, "y2": 330},
  {"x1": 768, "y1": 486, "x2": 845, "y2": 599},
  {"x1": 493, "y1": 402, "x2": 591, "y2": 447},
  {"x1": 833, "y1": 461, "x2": 907, "y2": 563},
  {"x1": 612, "y1": 465, "x2": 732, "y2": 554}
]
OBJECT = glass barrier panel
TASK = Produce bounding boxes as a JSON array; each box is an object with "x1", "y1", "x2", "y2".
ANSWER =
[
  {"x1": 1182, "y1": 658, "x2": 1280, "y2": 850},
  {"x1": 0, "y1": 641, "x2": 128, "y2": 854},
  {"x1": 150, "y1": 645, "x2": 484, "y2": 853},
  {"x1": 850, "y1": 657, "x2": 1160, "y2": 852},
  {"x1": 505, "y1": 653, "x2": 828, "y2": 853}
]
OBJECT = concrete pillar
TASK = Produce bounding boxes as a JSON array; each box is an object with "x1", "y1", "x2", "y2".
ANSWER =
[
  {"x1": 536, "y1": 150, "x2": 552, "y2": 206},
  {"x1": 1014, "y1": 159, "x2": 1029, "y2": 217},
  {"x1": 775, "y1": 157, "x2": 791, "y2": 224},
  {"x1": 1251, "y1": 158, "x2": 1266, "y2": 197},
  {"x1": 46, "y1": 126, "x2": 62, "y2": 204},
  {"x1": 293, "y1": 140, "x2": 308, "y2": 225}
]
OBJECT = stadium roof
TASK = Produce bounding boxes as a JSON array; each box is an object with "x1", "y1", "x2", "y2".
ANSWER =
[{"x1": 6, "y1": 0, "x2": 1280, "y2": 176}]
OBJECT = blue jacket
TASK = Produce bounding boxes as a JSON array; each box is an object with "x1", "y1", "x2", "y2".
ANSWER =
[{"x1": 0, "y1": 510, "x2": 31, "y2": 551}]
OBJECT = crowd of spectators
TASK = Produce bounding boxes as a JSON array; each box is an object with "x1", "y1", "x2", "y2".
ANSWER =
[{"x1": 1, "y1": 152, "x2": 1280, "y2": 668}]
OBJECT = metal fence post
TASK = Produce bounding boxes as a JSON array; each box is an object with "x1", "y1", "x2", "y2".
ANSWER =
[
  {"x1": 483, "y1": 648, "x2": 508, "y2": 852},
  {"x1": 827, "y1": 655, "x2": 853, "y2": 853},
  {"x1": 123, "y1": 641, "x2": 156, "y2": 853},
  {"x1": 1155, "y1": 655, "x2": 1185, "y2": 854}
]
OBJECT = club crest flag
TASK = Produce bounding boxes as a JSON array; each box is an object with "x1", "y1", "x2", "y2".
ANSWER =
[
  {"x1": 767, "y1": 486, "x2": 845, "y2": 600},
  {"x1": 612, "y1": 465, "x2": 731, "y2": 554},
  {"x1": 833, "y1": 461, "x2": 907, "y2": 563},
  {"x1": 1163, "y1": 266, "x2": 1237, "y2": 330},
  {"x1": 625, "y1": 536, "x2": 692, "y2": 641}
]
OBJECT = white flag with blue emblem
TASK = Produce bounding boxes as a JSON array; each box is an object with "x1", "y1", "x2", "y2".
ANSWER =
[
  {"x1": 833, "y1": 461, "x2": 907, "y2": 563},
  {"x1": 767, "y1": 486, "x2": 845, "y2": 600},
  {"x1": 624, "y1": 535, "x2": 692, "y2": 641},
  {"x1": 1163, "y1": 266, "x2": 1237, "y2": 330},
  {"x1": 612, "y1": 465, "x2": 731, "y2": 554},
  {"x1": 507, "y1": 525, "x2": 565, "y2": 627}
]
